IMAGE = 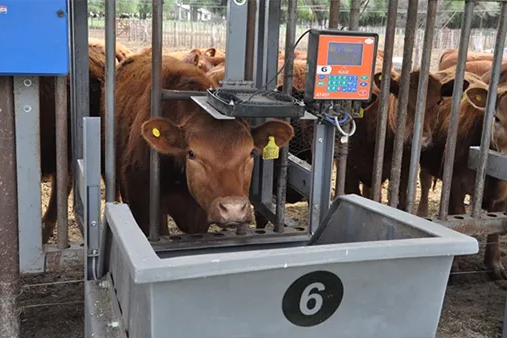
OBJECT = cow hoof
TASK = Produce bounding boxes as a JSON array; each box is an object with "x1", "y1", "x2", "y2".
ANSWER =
[{"x1": 485, "y1": 260, "x2": 507, "y2": 281}]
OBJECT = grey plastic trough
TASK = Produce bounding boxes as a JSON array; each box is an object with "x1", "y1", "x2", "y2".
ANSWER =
[{"x1": 99, "y1": 194, "x2": 478, "y2": 338}]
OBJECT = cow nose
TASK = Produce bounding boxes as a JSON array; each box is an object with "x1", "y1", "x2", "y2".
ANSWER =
[{"x1": 218, "y1": 200, "x2": 248, "y2": 221}]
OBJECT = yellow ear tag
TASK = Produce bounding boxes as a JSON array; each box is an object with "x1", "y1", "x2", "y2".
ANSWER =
[
  {"x1": 378, "y1": 75, "x2": 382, "y2": 80},
  {"x1": 152, "y1": 128, "x2": 161, "y2": 138},
  {"x1": 262, "y1": 136, "x2": 279, "y2": 160},
  {"x1": 476, "y1": 95, "x2": 482, "y2": 102},
  {"x1": 357, "y1": 107, "x2": 364, "y2": 118}
]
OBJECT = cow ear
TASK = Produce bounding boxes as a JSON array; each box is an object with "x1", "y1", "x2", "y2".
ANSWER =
[
  {"x1": 181, "y1": 51, "x2": 200, "y2": 66},
  {"x1": 464, "y1": 87, "x2": 488, "y2": 110},
  {"x1": 205, "y1": 48, "x2": 216, "y2": 57},
  {"x1": 251, "y1": 119, "x2": 295, "y2": 150},
  {"x1": 141, "y1": 117, "x2": 185, "y2": 154},
  {"x1": 438, "y1": 76, "x2": 470, "y2": 97},
  {"x1": 373, "y1": 72, "x2": 399, "y2": 96}
]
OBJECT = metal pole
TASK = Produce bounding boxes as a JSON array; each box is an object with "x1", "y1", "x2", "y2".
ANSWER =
[
  {"x1": 149, "y1": 0, "x2": 163, "y2": 241},
  {"x1": 438, "y1": 0, "x2": 474, "y2": 220},
  {"x1": 0, "y1": 76, "x2": 20, "y2": 338},
  {"x1": 56, "y1": 76, "x2": 69, "y2": 249},
  {"x1": 371, "y1": 0, "x2": 398, "y2": 202},
  {"x1": 105, "y1": 0, "x2": 116, "y2": 203},
  {"x1": 406, "y1": 0, "x2": 438, "y2": 213},
  {"x1": 276, "y1": 0, "x2": 297, "y2": 233},
  {"x1": 334, "y1": 0, "x2": 360, "y2": 197},
  {"x1": 387, "y1": 0, "x2": 418, "y2": 208},
  {"x1": 471, "y1": 1, "x2": 507, "y2": 217},
  {"x1": 329, "y1": 0, "x2": 340, "y2": 28}
]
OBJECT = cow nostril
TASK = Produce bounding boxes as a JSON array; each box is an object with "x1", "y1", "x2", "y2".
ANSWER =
[
  {"x1": 240, "y1": 201, "x2": 248, "y2": 212},
  {"x1": 218, "y1": 202, "x2": 228, "y2": 212}
]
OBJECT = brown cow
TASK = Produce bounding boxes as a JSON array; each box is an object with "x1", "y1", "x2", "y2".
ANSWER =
[
  {"x1": 110, "y1": 53, "x2": 294, "y2": 236},
  {"x1": 41, "y1": 39, "x2": 129, "y2": 243},
  {"x1": 481, "y1": 62, "x2": 507, "y2": 86},
  {"x1": 344, "y1": 68, "x2": 459, "y2": 210},
  {"x1": 139, "y1": 47, "x2": 224, "y2": 72},
  {"x1": 417, "y1": 69, "x2": 507, "y2": 279},
  {"x1": 439, "y1": 49, "x2": 507, "y2": 71},
  {"x1": 88, "y1": 37, "x2": 132, "y2": 63}
]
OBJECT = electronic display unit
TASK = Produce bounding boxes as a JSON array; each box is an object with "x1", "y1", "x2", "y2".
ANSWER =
[{"x1": 304, "y1": 29, "x2": 379, "y2": 102}]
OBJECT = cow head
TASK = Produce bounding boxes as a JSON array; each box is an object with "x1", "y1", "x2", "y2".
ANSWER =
[
  {"x1": 140, "y1": 116, "x2": 294, "y2": 234},
  {"x1": 464, "y1": 85, "x2": 507, "y2": 154},
  {"x1": 374, "y1": 69, "x2": 460, "y2": 148},
  {"x1": 181, "y1": 49, "x2": 216, "y2": 72}
]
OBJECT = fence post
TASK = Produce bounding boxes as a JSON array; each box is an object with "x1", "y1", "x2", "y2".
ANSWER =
[{"x1": 0, "y1": 76, "x2": 20, "y2": 338}]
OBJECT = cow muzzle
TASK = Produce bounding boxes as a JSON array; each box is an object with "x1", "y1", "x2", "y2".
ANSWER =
[{"x1": 208, "y1": 196, "x2": 252, "y2": 235}]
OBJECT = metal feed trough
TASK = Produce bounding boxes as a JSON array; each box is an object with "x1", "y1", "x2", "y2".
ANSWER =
[{"x1": 86, "y1": 195, "x2": 478, "y2": 338}]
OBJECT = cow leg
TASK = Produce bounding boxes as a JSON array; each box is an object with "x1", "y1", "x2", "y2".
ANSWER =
[
  {"x1": 42, "y1": 170, "x2": 73, "y2": 244},
  {"x1": 163, "y1": 192, "x2": 209, "y2": 234},
  {"x1": 485, "y1": 200, "x2": 507, "y2": 280},
  {"x1": 397, "y1": 154, "x2": 411, "y2": 212},
  {"x1": 255, "y1": 209, "x2": 269, "y2": 229},
  {"x1": 417, "y1": 168, "x2": 432, "y2": 217}
]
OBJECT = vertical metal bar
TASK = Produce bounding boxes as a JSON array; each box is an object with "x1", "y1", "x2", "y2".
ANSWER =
[
  {"x1": 275, "y1": 0, "x2": 297, "y2": 233},
  {"x1": 253, "y1": 0, "x2": 267, "y2": 89},
  {"x1": 387, "y1": 0, "x2": 418, "y2": 208},
  {"x1": 471, "y1": 1, "x2": 507, "y2": 217},
  {"x1": 56, "y1": 76, "x2": 69, "y2": 249},
  {"x1": 245, "y1": 0, "x2": 257, "y2": 82},
  {"x1": 329, "y1": 0, "x2": 340, "y2": 28},
  {"x1": 309, "y1": 122, "x2": 335, "y2": 233},
  {"x1": 335, "y1": 0, "x2": 360, "y2": 197},
  {"x1": 258, "y1": 0, "x2": 280, "y2": 205},
  {"x1": 0, "y1": 76, "x2": 20, "y2": 338},
  {"x1": 224, "y1": 0, "x2": 248, "y2": 81},
  {"x1": 105, "y1": 0, "x2": 116, "y2": 203},
  {"x1": 371, "y1": 0, "x2": 398, "y2": 202},
  {"x1": 69, "y1": 0, "x2": 89, "y2": 213},
  {"x1": 149, "y1": 0, "x2": 163, "y2": 242},
  {"x1": 349, "y1": 0, "x2": 360, "y2": 30},
  {"x1": 438, "y1": 1, "x2": 474, "y2": 220},
  {"x1": 13, "y1": 77, "x2": 44, "y2": 273},
  {"x1": 406, "y1": 0, "x2": 438, "y2": 213},
  {"x1": 82, "y1": 117, "x2": 102, "y2": 280}
]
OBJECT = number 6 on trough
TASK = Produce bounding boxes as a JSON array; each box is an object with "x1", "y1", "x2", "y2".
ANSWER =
[{"x1": 282, "y1": 271, "x2": 344, "y2": 327}]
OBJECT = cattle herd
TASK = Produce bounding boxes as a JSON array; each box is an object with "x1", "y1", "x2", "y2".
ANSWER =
[{"x1": 38, "y1": 38, "x2": 507, "y2": 279}]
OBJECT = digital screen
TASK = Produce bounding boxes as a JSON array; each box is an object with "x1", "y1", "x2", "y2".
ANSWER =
[{"x1": 327, "y1": 42, "x2": 363, "y2": 66}]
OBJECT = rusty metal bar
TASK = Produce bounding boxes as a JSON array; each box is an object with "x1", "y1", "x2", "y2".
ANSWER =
[
  {"x1": 334, "y1": 0, "x2": 360, "y2": 197},
  {"x1": 406, "y1": 0, "x2": 438, "y2": 213},
  {"x1": 0, "y1": 76, "x2": 20, "y2": 337},
  {"x1": 387, "y1": 0, "x2": 418, "y2": 208},
  {"x1": 371, "y1": 0, "x2": 398, "y2": 202},
  {"x1": 149, "y1": 0, "x2": 163, "y2": 242},
  {"x1": 471, "y1": 1, "x2": 507, "y2": 218},
  {"x1": 438, "y1": 0, "x2": 474, "y2": 220},
  {"x1": 276, "y1": 0, "x2": 298, "y2": 233},
  {"x1": 105, "y1": 0, "x2": 116, "y2": 203},
  {"x1": 56, "y1": 76, "x2": 69, "y2": 249},
  {"x1": 329, "y1": 0, "x2": 340, "y2": 28}
]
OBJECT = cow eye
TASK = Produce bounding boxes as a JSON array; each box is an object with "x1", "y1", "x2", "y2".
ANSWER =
[
  {"x1": 250, "y1": 149, "x2": 256, "y2": 157},
  {"x1": 188, "y1": 151, "x2": 196, "y2": 159},
  {"x1": 494, "y1": 115, "x2": 500, "y2": 124}
]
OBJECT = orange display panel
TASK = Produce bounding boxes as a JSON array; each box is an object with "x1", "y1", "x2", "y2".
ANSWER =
[{"x1": 304, "y1": 30, "x2": 379, "y2": 102}]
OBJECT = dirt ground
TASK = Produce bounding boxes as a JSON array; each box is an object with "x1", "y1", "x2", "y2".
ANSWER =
[{"x1": 18, "y1": 30, "x2": 507, "y2": 338}]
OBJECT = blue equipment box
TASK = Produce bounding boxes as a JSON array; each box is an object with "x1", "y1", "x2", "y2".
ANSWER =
[{"x1": 0, "y1": 0, "x2": 70, "y2": 76}]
